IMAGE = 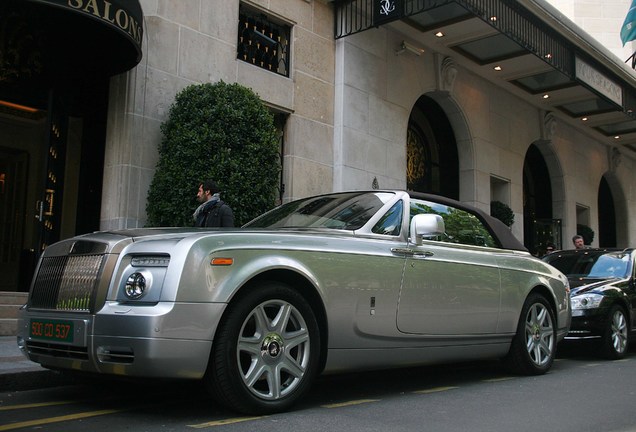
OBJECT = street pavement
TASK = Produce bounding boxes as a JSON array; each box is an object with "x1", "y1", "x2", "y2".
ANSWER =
[{"x1": 0, "y1": 336, "x2": 64, "y2": 392}]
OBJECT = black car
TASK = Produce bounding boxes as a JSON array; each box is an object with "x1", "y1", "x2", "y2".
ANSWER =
[{"x1": 543, "y1": 248, "x2": 636, "y2": 359}]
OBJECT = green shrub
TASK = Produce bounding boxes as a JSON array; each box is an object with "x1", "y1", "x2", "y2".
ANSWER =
[
  {"x1": 490, "y1": 201, "x2": 514, "y2": 227},
  {"x1": 145, "y1": 81, "x2": 280, "y2": 227}
]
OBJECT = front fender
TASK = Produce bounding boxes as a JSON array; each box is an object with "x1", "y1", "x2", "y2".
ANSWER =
[{"x1": 177, "y1": 247, "x2": 324, "y2": 304}]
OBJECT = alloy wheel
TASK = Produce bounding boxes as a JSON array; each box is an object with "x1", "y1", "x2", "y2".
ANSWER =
[
  {"x1": 237, "y1": 299, "x2": 311, "y2": 400},
  {"x1": 525, "y1": 302, "x2": 554, "y2": 367}
]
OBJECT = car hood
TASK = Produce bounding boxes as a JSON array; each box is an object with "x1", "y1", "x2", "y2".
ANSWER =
[
  {"x1": 42, "y1": 226, "x2": 357, "y2": 257},
  {"x1": 569, "y1": 277, "x2": 622, "y2": 295},
  {"x1": 40, "y1": 227, "x2": 239, "y2": 257},
  {"x1": 108, "y1": 227, "x2": 240, "y2": 240}
]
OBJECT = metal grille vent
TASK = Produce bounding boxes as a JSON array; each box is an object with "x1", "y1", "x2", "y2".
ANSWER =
[{"x1": 30, "y1": 254, "x2": 105, "y2": 312}]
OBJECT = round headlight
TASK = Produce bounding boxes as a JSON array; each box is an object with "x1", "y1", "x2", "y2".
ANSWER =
[{"x1": 125, "y1": 272, "x2": 146, "y2": 299}]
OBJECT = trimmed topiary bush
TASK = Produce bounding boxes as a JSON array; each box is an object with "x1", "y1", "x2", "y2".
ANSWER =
[
  {"x1": 145, "y1": 81, "x2": 280, "y2": 227},
  {"x1": 490, "y1": 201, "x2": 515, "y2": 227},
  {"x1": 577, "y1": 224, "x2": 595, "y2": 245}
]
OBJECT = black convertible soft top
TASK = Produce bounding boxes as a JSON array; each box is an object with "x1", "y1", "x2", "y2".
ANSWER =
[{"x1": 409, "y1": 191, "x2": 528, "y2": 252}]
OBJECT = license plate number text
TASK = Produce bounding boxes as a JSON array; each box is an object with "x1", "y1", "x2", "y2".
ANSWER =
[{"x1": 30, "y1": 319, "x2": 74, "y2": 343}]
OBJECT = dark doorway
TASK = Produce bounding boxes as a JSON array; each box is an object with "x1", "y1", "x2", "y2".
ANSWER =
[
  {"x1": 523, "y1": 144, "x2": 557, "y2": 255},
  {"x1": 598, "y1": 176, "x2": 616, "y2": 247},
  {"x1": 0, "y1": 148, "x2": 28, "y2": 291},
  {"x1": 407, "y1": 96, "x2": 459, "y2": 199},
  {"x1": 0, "y1": 81, "x2": 109, "y2": 291}
]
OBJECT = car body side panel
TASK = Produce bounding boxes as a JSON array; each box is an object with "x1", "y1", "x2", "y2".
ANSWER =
[
  {"x1": 180, "y1": 235, "x2": 410, "y2": 347},
  {"x1": 496, "y1": 253, "x2": 571, "y2": 337},
  {"x1": 398, "y1": 241, "x2": 502, "y2": 335},
  {"x1": 323, "y1": 342, "x2": 511, "y2": 373}
]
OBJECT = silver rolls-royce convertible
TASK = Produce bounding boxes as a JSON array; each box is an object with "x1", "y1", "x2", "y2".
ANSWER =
[{"x1": 17, "y1": 191, "x2": 570, "y2": 414}]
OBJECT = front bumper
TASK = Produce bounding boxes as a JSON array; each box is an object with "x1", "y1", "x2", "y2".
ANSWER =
[
  {"x1": 563, "y1": 308, "x2": 608, "y2": 340},
  {"x1": 17, "y1": 301, "x2": 227, "y2": 379}
]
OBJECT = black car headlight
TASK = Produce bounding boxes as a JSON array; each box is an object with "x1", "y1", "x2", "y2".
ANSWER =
[{"x1": 571, "y1": 293, "x2": 603, "y2": 310}]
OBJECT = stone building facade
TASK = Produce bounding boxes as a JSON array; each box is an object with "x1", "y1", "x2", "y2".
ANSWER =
[{"x1": 102, "y1": 0, "x2": 337, "y2": 230}]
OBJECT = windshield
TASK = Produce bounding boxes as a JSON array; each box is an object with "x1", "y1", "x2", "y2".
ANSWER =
[
  {"x1": 244, "y1": 192, "x2": 396, "y2": 230},
  {"x1": 544, "y1": 251, "x2": 631, "y2": 279}
]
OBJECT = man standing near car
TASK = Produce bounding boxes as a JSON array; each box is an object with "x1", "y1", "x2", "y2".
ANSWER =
[
  {"x1": 572, "y1": 234, "x2": 585, "y2": 249},
  {"x1": 193, "y1": 179, "x2": 234, "y2": 227}
]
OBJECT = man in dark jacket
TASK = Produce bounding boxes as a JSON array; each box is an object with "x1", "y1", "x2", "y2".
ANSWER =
[{"x1": 193, "y1": 179, "x2": 234, "y2": 227}]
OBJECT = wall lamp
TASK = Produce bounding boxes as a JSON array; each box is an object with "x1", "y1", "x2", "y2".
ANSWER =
[{"x1": 396, "y1": 40, "x2": 425, "y2": 56}]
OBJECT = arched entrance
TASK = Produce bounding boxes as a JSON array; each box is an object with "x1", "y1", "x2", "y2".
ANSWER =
[
  {"x1": 407, "y1": 95, "x2": 459, "y2": 199},
  {"x1": 598, "y1": 173, "x2": 625, "y2": 248},
  {"x1": 598, "y1": 176, "x2": 616, "y2": 247},
  {"x1": 523, "y1": 143, "x2": 561, "y2": 255}
]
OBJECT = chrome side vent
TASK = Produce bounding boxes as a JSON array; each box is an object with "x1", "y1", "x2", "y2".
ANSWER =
[
  {"x1": 97, "y1": 346, "x2": 134, "y2": 364},
  {"x1": 30, "y1": 254, "x2": 105, "y2": 312}
]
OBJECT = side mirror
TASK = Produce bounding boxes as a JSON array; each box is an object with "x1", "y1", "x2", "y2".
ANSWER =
[{"x1": 410, "y1": 214, "x2": 445, "y2": 245}]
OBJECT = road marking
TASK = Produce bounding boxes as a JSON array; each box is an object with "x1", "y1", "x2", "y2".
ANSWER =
[
  {"x1": 0, "y1": 409, "x2": 120, "y2": 431},
  {"x1": 188, "y1": 416, "x2": 265, "y2": 428},
  {"x1": 322, "y1": 399, "x2": 379, "y2": 408},
  {"x1": 0, "y1": 400, "x2": 77, "y2": 411},
  {"x1": 483, "y1": 376, "x2": 515, "y2": 383},
  {"x1": 413, "y1": 386, "x2": 458, "y2": 394}
]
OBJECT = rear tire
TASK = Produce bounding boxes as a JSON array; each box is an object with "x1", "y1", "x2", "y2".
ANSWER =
[
  {"x1": 205, "y1": 281, "x2": 320, "y2": 414},
  {"x1": 505, "y1": 293, "x2": 556, "y2": 375},
  {"x1": 600, "y1": 305, "x2": 629, "y2": 360}
]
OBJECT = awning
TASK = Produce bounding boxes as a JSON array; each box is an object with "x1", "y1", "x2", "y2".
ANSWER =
[
  {"x1": 0, "y1": 0, "x2": 144, "y2": 84},
  {"x1": 334, "y1": 0, "x2": 636, "y2": 151}
]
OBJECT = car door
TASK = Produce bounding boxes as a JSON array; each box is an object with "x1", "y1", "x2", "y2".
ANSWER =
[{"x1": 396, "y1": 199, "x2": 502, "y2": 335}]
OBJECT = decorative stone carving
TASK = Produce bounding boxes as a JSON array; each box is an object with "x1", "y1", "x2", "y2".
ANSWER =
[
  {"x1": 609, "y1": 147, "x2": 622, "y2": 172},
  {"x1": 543, "y1": 112, "x2": 557, "y2": 141},
  {"x1": 439, "y1": 56, "x2": 457, "y2": 93}
]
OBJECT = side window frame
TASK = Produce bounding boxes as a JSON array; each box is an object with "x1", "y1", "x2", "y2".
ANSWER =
[
  {"x1": 409, "y1": 199, "x2": 497, "y2": 247},
  {"x1": 372, "y1": 200, "x2": 403, "y2": 236}
]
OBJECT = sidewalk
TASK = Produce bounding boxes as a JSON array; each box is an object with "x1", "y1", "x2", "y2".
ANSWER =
[{"x1": 0, "y1": 336, "x2": 63, "y2": 392}]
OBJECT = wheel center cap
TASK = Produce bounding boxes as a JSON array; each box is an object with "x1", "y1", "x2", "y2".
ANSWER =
[
  {"x1": 261, "y1": 333, "x2": 284, "y2": 359},
  {"x1": 532, "y1": 325, "x2": 541, "y2": 341}
]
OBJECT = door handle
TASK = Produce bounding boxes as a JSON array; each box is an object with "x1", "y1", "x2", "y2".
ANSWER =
[
  {"x1": 35, "y1": 200, "x2": 44, "y2": 222},
  {"x1": 391, "y1": 248, "x2": 434, "y2": 257}
]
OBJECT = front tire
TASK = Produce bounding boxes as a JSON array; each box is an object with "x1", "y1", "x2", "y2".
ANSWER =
[
  {"x1": 600, "y1": 305, "x2": 629, "y2": 360},
  {"x1": 505, "y1": 293, "x2": 556, "y2": 375},
  {"x1": 205, "y1": 281, "x2": 320, "y2": 414}
]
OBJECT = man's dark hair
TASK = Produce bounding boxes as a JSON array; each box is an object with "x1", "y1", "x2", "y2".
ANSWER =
[{"x1": 201, "y1": 179, "x2": 219, "y2": 194}]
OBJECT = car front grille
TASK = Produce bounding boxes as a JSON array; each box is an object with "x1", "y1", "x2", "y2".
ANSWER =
[
  {"x1": 26, "y1": 340, "x2": 89, "y2": 360},
  {"x1": 29, "y1": 254, "x2": 105, "y2": 312}
]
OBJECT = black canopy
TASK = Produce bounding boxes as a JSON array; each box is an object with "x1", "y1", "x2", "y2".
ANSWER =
[{"x1": 1, "y1": 0, "x2": 144, "y2": 84}]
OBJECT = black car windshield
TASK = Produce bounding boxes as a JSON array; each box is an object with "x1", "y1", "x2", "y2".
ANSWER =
[
  {"x1": 244, "y1": 192, "x2": 396, "y2": 230},
  {"x1": 544, "y1": 251, "x2": 631, "y2": 279}
]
